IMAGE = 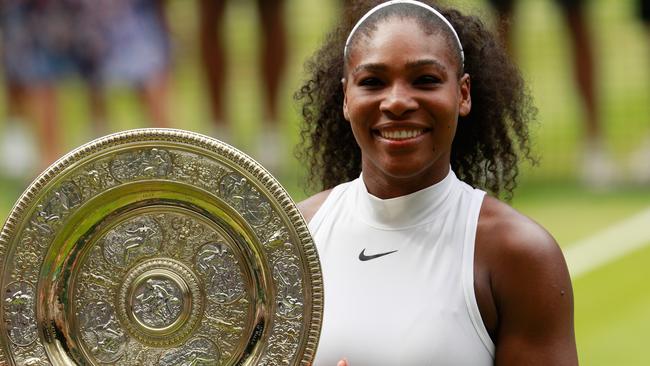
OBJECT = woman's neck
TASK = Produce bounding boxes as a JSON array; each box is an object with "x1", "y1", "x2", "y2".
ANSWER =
[{"x1": 361, "y1": 163, "x2": 451, "y2": 199}]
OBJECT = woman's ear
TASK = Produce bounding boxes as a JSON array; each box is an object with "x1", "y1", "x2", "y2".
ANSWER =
[
  {"x1": 342, "y1": 78, "x2": 350, "y2": 121},
  {"x1": 458, "y1": 73, "x2": 471, "y2": 117}
]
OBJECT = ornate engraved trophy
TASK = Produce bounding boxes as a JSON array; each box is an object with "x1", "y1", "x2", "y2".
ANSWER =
[{"x1": 0, "y1": 129, "x2": 322, "y2": 365}]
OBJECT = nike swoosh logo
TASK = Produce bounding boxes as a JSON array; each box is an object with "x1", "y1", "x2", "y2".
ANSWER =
[{"x1": 359, "y1": 248, "x2": 398, "y2": 261}]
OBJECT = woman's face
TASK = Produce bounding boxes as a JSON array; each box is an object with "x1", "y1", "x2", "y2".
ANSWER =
[{"x1": 343, "y1": 16, "x2": 470, "y2": 197}]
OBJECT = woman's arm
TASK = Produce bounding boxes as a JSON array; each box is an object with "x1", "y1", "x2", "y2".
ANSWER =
[{"x1": 478, "y1": 197, "x2": 578, "y2": 365}]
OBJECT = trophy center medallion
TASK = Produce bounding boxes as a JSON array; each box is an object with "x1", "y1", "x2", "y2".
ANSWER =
[
  {"x1": 131, "y1": 273, "x2": 185, "y2": 330},
  {"x1": 118, "y1": 258, "x2": 203, "y2": 347}
]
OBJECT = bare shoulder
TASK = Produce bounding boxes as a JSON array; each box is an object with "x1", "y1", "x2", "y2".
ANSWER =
[
  {"x1": 477, "y1": 195, "x2": 569, "y2": 297},
  {"x1": 478, "y1": 195, "x2": 563, "y2": 261},
  {"x1": 297, "y1": 189, "x2": 333, "y2": 224},
  {"x1": 477, "y1": 196, "x2": 577, "y2": 365}
]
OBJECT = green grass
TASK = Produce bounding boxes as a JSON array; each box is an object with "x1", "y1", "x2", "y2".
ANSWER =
[
  {"x1": 573, "y1": 243, "x2": 650, "y2": 366},
  {"x1": 512, "y1": 182, "x2": 650, "y2": 245},
  {"x1": 1, "y1": 0, "x2": 649, "y2": 364}
]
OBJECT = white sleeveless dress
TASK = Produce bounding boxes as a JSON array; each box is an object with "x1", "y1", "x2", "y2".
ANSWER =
[{"x1": 308, "y1": 170, "x2": 495, "y2": 365}]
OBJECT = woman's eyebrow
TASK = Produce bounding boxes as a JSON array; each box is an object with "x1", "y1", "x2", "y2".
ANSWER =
[
  {"x1": 405, "y1": 59, "x2": 447, "y2": 71},
  {"x1": 352, "y1": 59, "x2": 447, "y2": 76},
  {"x1": 352, "y1": 62, "x2": 388, "y2": 75}
]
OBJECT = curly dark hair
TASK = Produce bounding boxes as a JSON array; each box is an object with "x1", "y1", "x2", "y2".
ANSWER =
[{"x1": 294, "y1": 0, "x2": 537, "y2": 199}]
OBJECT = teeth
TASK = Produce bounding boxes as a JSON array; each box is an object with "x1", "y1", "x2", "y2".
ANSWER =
[{"x1": 379, "y1": 129, "x2": 424, "y2": 140}]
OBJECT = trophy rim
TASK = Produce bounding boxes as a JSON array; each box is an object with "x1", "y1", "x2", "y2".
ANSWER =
[{"x1": 0, "y1": 128, "x2": 323, "y2": 365}]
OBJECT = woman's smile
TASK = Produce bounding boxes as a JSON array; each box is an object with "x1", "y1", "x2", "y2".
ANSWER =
[{"x1": 374, "y1": 126, "x2": 429, "y2": 141}]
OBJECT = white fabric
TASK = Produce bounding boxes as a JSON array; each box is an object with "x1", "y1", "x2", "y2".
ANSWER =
[{"x1": 309, "y1": 170, "x2": 494, "y2": 365}]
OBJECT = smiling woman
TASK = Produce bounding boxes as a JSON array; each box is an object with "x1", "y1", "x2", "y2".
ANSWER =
[
  {"x1": 296, "y1": 0, "x2": 536, "y2": 200},
  {"x1": 341, "y1": 16, "x2": 470, "y2": 197},
  {"x1": 295, "y1": 1, "x2": 578, "y2": 365}
]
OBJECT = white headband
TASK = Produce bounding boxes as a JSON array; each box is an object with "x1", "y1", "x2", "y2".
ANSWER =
[{"x1": 344, "y1": 0, "x2": 464, "y2": 66}]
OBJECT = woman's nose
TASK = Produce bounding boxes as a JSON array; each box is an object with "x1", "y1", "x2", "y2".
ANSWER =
[{"x1": 379, "y1": 83, "x2": 418, "y2": 117}]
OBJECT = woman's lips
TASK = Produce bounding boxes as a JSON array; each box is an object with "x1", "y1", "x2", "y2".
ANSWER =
[{"x1": 375, "y1": 127, "x2": 428, "y2": 141}]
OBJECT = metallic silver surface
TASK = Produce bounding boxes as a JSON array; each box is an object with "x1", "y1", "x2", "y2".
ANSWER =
[{"x1": 0, "y1": 129, "x2": 322, "y2": 365}]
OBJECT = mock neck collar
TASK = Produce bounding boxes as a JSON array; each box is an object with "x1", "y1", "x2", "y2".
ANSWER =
[{"x1": 354, "y1": 169, "x2": 458, "y2": 229}]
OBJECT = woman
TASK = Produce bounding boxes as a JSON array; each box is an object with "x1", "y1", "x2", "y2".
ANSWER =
[{"x1": 295, "y1": 1, "x2": 578, "y2": 365}]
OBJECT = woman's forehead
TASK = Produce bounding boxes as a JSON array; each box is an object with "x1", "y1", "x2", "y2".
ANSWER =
[{"x1": 346, "y1": 18, "x2": 455, "y2": 66}]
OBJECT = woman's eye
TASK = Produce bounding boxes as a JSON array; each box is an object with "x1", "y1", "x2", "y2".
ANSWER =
[
  {"x1": 414, "y1": 75, "x2": 441, "y2": 85},
  {"x1": 358, "y1": 77, "x2": 383, "y2": 87}
]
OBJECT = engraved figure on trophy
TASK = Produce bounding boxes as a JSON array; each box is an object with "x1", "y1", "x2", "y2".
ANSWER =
[
  {"x1": 42, "y1": 182, "x2": 83, "y2": 221},
  {"x1": 218, "y1": 173, "x2": 272, "y2": 226},
  {"x1": 273, "y1": 256, "x2": 303, "y2": 319},
  {"x1": 172, "y1": 153, "x2": 224, "y2": 191},
  {"x1": 57, "y1": 181, "x2": 83, "y2": 209},
  {"x1": 143, "y1": 148, "x2": 171, "y2": 177},
  {"x1": 73, "y1": 169, "x2": 104, "y2": 199},
  {"x1": 102, "y1": 216, "x2": 163, "y2": 267},
  {"x1": 110, "y1": 148, "x2": 172, "y2": 181},
  {"x1": 29, "y1": 209, "x2": 56, "y2": 238},
  {"x1": 28, "y1": 181, "x2": 84, "y2": 240},
  {"x1": 133, "y1": 278, "x2": 183, "y2": 328},
  {"x1": 170, "y1": 215, "x2": 206, "y2": 260},
  {"x1": 171, "y1": 216, "x2": 204, "y2": 243},
  {"x1": 158, "y1": 337, "x2": 220, "y2": 366},
  {"x1": 4, "y1": 282, "x2": 38, "y2": 346},
  {"x1": 20, "y1": 357, "x2": 49, "y2": 366},
  {"x1": 195, "y1": 241, "x2": 245, "y2": 303},
  {"x1": 78, "y1": 301, "x2": 127, "y2": 363}
]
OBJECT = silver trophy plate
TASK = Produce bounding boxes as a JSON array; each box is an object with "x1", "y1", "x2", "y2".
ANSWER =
[{"x1": 0, "y1": 129, "x2": 322, "y2": 365}]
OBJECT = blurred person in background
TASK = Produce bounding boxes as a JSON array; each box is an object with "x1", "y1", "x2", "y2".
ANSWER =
[
  {"x1": 0, "y1": 0, "x2": 171, "y2": 179},
  {"x1": 0, "y1": 80, "x2": 39, "y2": 181},
  {"x1": 487, "y1": 0, "x2": 616, "y2": 188},
  {"x1": 92, "y1": 0, "x2": 172, "y2": 131},
  {"x1": 198, "y1": 0, "x2": 287, "y2": 172},
  {"x1": 629, "y1": 0, "x2": 650, "y2": 183},
  {"x1": 0, "y1": 1, "x2": 64, "y2": 179}
]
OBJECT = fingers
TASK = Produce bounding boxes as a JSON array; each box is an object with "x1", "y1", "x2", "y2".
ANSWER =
[{"x1": 337, "y1": 358, "x2": 349, "y2": 366}]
